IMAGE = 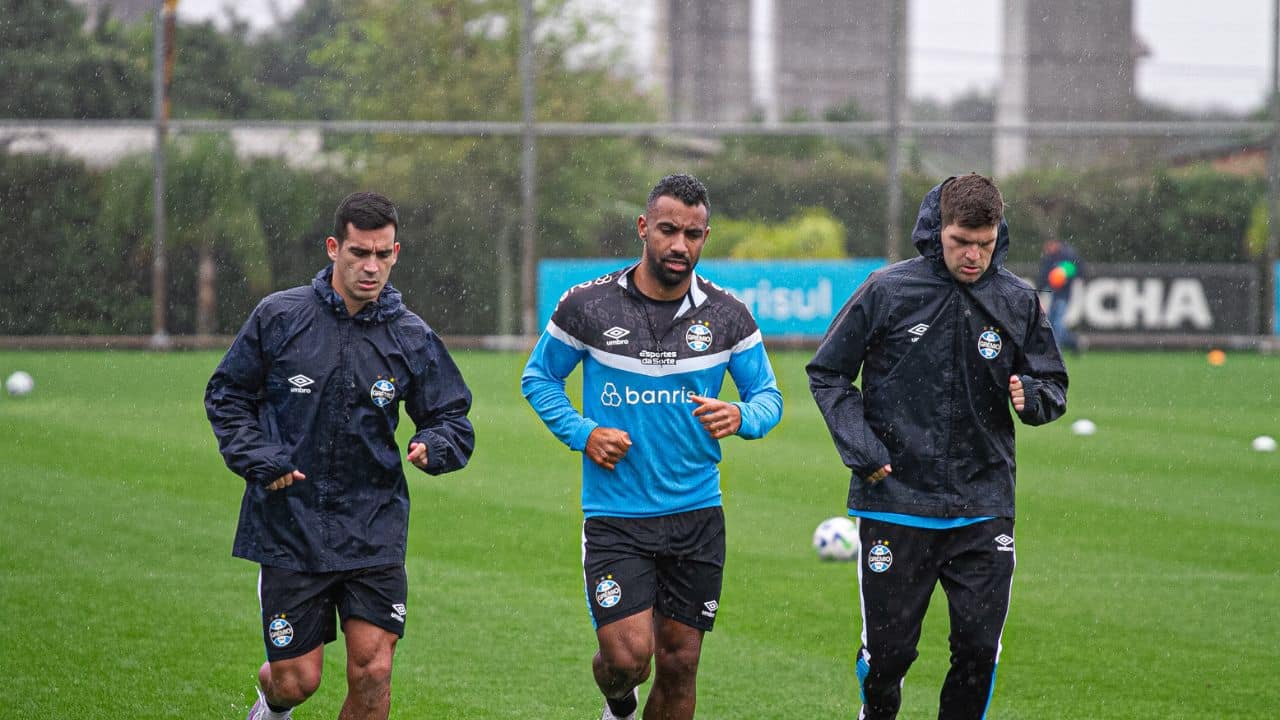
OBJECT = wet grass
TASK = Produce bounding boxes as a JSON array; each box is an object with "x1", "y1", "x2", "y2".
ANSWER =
[{"x1": 0, "y1": 349, "x2": 1276, "y2": 719}]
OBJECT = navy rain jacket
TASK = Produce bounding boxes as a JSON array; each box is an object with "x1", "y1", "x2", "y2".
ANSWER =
[
  {"x1": 807, "y1": 179, "x2": 1067, "y2": 518},
  {"x1": 206, "y1": 266, "x2": 475, "y2": 572}
]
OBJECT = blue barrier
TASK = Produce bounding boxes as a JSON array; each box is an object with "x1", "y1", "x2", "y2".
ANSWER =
[{"x1": 538, "y1": 258, "x2": 886, "y2": 337}]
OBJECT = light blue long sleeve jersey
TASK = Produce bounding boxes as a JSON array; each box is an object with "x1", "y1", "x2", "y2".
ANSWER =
[{"x1": 522, "y1": 266, "x2": 784, "y2": 518}]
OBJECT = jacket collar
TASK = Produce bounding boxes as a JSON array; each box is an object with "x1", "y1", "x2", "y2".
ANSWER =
[
  {"x1": 616, "y1": 260, "x2": 707, "y2": 319},
  {"x1": 311, "y1": 265, "x2": 406, "y2": 323}
]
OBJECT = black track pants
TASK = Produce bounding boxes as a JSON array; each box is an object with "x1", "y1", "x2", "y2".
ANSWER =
[{"x1": 853, "y1": 517, "x2": 1016, "y2": 720}]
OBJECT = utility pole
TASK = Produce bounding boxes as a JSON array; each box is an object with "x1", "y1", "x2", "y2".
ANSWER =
[
  {"x1": 150, "y1": 0, "x2": 178, "y2": 348},
  {"x1": 1268, "y1": 0, "x2": 1280, "y2": 337},
  {"x1": 884, "y1": 0, "x2": 905, "y2": 261},
  {"x1": 519, "y1": 0, "x2": 538, "y2": 337}
]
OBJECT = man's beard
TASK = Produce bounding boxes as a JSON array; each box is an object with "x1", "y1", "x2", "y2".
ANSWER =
[{"x1": 644, "y1": 248, "x2": 694, "y2": 289}]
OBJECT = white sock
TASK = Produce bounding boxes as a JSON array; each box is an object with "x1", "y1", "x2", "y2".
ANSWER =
[{"x1": 261, "y1": 707, "x2": 292, "y2": 720}]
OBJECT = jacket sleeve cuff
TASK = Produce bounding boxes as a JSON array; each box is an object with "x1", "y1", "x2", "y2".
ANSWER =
[
  {"x1": 248, "y1": 458, "x2": 294, "y2": 487},
  {"x1": 408, "y1": 430, "x2": 464, "y2": 475},
  {"x1": 424, "y1": 431, "x2": 449, "y2": 474},
  {"x1": 854, "y1": 438, "x2": 893, "y2": 479},
  {"x1": 1017, "y1": 374, "x2": 1042, "y2": 417},
  {"x1": 569, "y1": 419, "x2": 599, "y2": 452}
]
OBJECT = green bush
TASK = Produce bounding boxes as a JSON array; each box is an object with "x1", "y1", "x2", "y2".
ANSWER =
[
  {"x1": 695, "y1": 150, "x2": 935, "y2": 260},
  {"x1": 706, "y1": 209, "x2": 847, "y2": 259},
  {"x1": 1001, "y1": 166, "x2": 1262, "y2": 264},
  {"x1": 1, "y1": 145, "x2": 1267, "y2": 336},
  {"x1": 0, "y1": 154, "x2": 133, "y2": 334}
]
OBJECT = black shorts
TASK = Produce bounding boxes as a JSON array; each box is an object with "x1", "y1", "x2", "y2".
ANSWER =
[
  {"x1": 582, "y1": 506, "x2": 726, "y2": 632},
  {"x1": 257, "y1": 564, "x2": 407, "y2": 662}
]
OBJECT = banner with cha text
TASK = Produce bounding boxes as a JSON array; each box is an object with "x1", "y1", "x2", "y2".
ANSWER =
[
  {"x1": 538, "y1": 259, "x2": 886, "y2": 338},
  {"x1": 1011, "y1": 262, "x2": 1261, "y2": 335}
]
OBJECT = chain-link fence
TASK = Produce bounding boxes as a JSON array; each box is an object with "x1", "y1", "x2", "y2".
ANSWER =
[{"x1": 2, "y1": 0, "x2": 1278, "y2": 349}]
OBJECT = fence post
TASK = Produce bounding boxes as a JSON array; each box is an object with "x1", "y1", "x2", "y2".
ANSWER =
[
  {"x1": 519, "y1": 0, "x2": 538, "y2": 337},
  {"x1": 1267, "y1": 0, "x2": 1279, "y2": 337},
  {"x1": 149, "y1": 0, "x2": 178, "y2": 349}
]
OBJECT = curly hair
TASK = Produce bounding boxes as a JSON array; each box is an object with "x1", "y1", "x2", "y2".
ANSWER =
[{"x1": 647, "y1": 173, "x2": 711, "y2": 219}]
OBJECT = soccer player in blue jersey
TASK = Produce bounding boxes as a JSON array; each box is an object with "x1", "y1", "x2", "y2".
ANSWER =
[{"x1": 522, "y1": 174, "x2": 783, "y2": 720}]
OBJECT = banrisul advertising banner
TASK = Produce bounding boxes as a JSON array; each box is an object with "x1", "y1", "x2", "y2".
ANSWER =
[
  {"x1": 1016, "y1": 263, "x2": 1260, "y2": 335},
  {"x1": 538, "y1": 259, "x2": 886, "y2": 337}
]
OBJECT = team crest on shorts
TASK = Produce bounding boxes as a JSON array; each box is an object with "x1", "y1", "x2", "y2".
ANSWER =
[
  {"x1": 370, "y1": 378, "x2": 396, "y2": 407},
  {"x1": 595, "y1": 577, "x2": 622, "y2": 608},
  {"x1": 686, "y1": 322, "x2": 713, "y2": 352},
  {"x1": 977, "y1": 328, "x2": 1002, "y2": 360},
  {"x1": 866, "y1": 541, "x2": 893, "y2": 573},
  {"x1": 268, "y1": 615, "x2": 294, "y2": 647}
]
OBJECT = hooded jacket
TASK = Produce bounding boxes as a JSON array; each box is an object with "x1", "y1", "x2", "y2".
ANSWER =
[
  {"x1": 206, "y1": 266, "x2": 475, "y2": 572},
  {"x1": 807, "y1": 179, "x2": 1067, "y2": 518}
]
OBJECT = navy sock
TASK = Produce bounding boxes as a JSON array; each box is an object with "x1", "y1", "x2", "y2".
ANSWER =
[
  {"x1": 267, "y1": 701, "x2": 292, "y2": 713},
  {"x1": 606, "y1": 691, "x2": 637, "y2": 717}
]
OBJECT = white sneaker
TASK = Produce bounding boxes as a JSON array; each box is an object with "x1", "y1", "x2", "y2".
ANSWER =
[
  {"x1": 599, "y1": 687, "x2": 638, "y2": 720},
  {"x1": 247, "y1": 685, "x2": 293, "y2": 720}
]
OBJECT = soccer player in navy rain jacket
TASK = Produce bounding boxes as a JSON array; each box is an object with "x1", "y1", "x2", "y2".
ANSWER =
[
  {"x1": 522, "y1": 174, "x2": 782, "y2": 720},
  {"x1": 206, "y1": 192, "x2": 474, "y2": 720},
  {"x1": 807, "y1": 174, "x2": 1067, "y2": 720}
]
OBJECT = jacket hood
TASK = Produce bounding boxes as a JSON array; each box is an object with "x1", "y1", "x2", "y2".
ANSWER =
[
  {"x1": 312, "y1": 265, "x2": 406, "y2": 323},
  {"x1": 911, "y1": 177, "x2": 1010, "y2": 280}
]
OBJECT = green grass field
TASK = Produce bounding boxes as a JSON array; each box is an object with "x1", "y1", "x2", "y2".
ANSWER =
[{"x1": 1, "y1": 349, "x2": 1277, "y2": 719}]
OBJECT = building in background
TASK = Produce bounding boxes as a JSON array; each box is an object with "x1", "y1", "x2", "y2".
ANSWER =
[
  {"x1": 52, "y1": 0, "x2": 1158, "y2": 175},
  {"x1": 72, "y1": 0, "x2": 154, "y2": 26},
  {"x1": 773, "y1": 0, "x2": 903, "y2": 122},
  {"x1": 664, "y1": 0, "x2": 754, "y2": 122},
  {"x1": 661, "y1": 0, "x2": 906, "y2": 123},
  {"x1": 657, "y1": 0, "x2": 1148, "y2": 173},
  {"x1": 996, "y1": 0, "x2": 1147, "y2": 173}
]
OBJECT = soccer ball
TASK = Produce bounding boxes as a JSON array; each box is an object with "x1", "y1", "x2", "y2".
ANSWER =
[
  {"x1": 812, "y1": 516, "x2": 858, "y2": 561},
  {"x1": 1071, "y1": 418, "x2": 1097, "y2": 436},
  {"x1": 5, "y1": 371, "x2": 34, "y2": 397}
]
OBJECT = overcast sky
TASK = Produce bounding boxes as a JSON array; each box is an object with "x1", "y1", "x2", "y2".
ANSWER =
[{"x1": 179, "y1": 0, "x2": 1275, "y2": 114}]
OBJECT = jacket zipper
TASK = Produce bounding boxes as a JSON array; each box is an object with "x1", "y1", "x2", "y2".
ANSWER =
[{"x1": 322, "y1": 313, "x2": 352, "y2": 558}]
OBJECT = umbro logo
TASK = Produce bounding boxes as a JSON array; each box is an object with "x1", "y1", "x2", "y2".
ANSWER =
[
  {"x1": 288, "y1": 375, "x2": 315, "y2": 394},
  {"x1": 995, "y1": 534, "x2": 1015, "y2": 552},
  {"x1": 391, "y1": 603, "x2": 406, "y2": 623},
  {"x1": 701, "y1": 600, "x2": 719, "y2": 618},
  {"x1": 908, "y1": 323, "x2": 929, "y2": 342},
  {"x1": 603, "y1": 326, "x2": 631, "y2": 346}
]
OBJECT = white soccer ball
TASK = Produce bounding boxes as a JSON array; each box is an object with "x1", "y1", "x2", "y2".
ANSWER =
[
  {"x1": 5, "y1": 371, "x2": 34, "y2": 397},
  {"x1": 812, "y1": 516, "x2": 858, "y2": 562},
  {"x1": 1251, "y1": 435, "x2": 1277, "y2": 453},
  {"x1": 1071, "y1": 418, "x2": 1097, "y2": 436}
]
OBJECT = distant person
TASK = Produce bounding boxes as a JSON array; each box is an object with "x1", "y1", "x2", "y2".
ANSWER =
[
  {"x1": 807, "y1": 173, "x2": 1068, "y2": 720},
  {"x1": 521, "y1": 173, "x2": 783, "y2": 720},
  {"x1": 206, "y1": 192, "x2": 475, "y2": 720},
  {"x1": 1037, "y1": 238, "x2": 1086, "y2": 352}
]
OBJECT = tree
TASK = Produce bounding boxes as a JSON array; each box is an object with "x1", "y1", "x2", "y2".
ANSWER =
[
  {"x1": 265, "y1": 0, "x2": 655, "y2": 333},
  {"x1": 0, "y1": 0, "x2": 149, "y2": 118},
  {"x1": 99, "y1": 135, "x2": 270, "y2": 335}
]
